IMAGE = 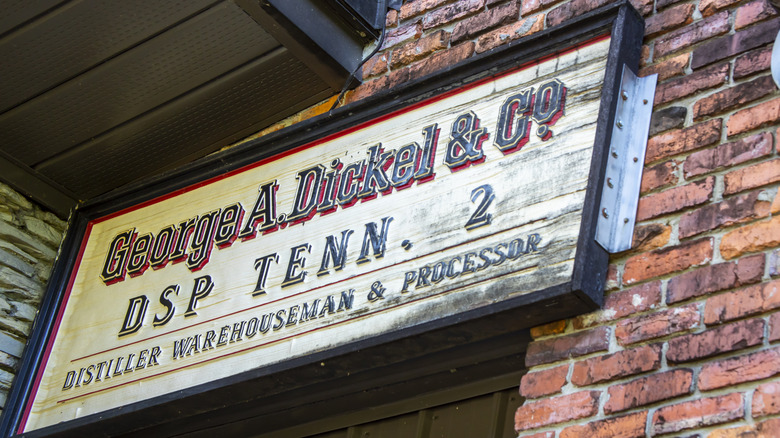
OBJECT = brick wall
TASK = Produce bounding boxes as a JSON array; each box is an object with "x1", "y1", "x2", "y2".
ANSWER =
[
  {"x1": 0, "y1": 183, "x2": 65, "y2": 412},
  {"x1": 248, "y1": 0, "x2": 780, "y2": 436}
]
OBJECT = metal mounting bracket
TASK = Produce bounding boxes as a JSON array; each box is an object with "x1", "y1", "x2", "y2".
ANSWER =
[{"x1": 595, "y1": 65, "x2": 657, "y2": 253}]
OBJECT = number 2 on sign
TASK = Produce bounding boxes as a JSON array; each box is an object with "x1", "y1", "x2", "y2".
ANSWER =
[{"x1": 465, "y1": 184, "x2": 495, "y2": 230}]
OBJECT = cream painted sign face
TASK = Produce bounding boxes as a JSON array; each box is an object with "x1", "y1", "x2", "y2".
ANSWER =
[{"x1": 23, "y1": 37, "x2": 610, "y2": 431}]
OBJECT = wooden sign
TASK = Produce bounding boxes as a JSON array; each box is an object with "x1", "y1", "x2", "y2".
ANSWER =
[{"x1": 6, "y1": 4, "x2": 646, "y2": 434}]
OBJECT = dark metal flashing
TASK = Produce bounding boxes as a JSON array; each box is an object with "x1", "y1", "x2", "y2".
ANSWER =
[
  {"x1": 0, "y1": 151, "x2": 77, "y2": 218},
  {"x1": 1, "y1": 2, "x2": 644, "y2": 436}
]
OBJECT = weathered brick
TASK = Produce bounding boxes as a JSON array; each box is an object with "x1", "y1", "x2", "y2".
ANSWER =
[
  {"x1": 530, "y1": 319, "x2": 567, "y2": 338},
  {"x1": 704, "y1": 279, "x2": 780, "y2": 324},
  {"x1": 734, "y1": 46, "x2": 772, "y2": 79},
  {"x1": 679, "y1": 190, "x2": 772, "y2": 238},
  {"x1": 728, "y1": 98, "x2": 780, "y2": 137},
  {"x1": 684, "y1": 132, "x2": 774, "y2": 178},
  {"x1": 641, "y1": 161, "x2": 679, "y2": 194},
  {"x1": 407, "y1": 41, "x2": 475, "y2": 81},
  {"x1": 694, "y1": 75, "x2": 776, "y2": 120},
  {"x1": 475, "y1": 14, "x2": 544, "y2": 53},
  {"x1": 399, "y1": 0, "x2": 456, "y2": 20},
  {"x1": 692, "y1": 18, "x2": 780, "y2": 69},
  {"x1": 525, "y1": 326, "x2": 609, "y2": 366},
  {"x1": 605, "y1": 368, "x2": 693, "y2": 413},
  {"x1": 381, "y1": 20, "x2": 423, "y2": 50},
  {"x1": 560, "y1": 411, "x2": 647, "y2": 438},
  {"x1": 641, "y1": 54, "x2": 689, "y2": 84},
  {"x1": 547, "y1": 0, "x2": 612, "y2": 27},
  {"x1": 700, "y1": 0, "x2": 741, "y2": 16},
  {"x1": 637, "y1": 176, "x2": 713, "y2": 221},
  {"x1": 347, "y1": 68, "x2": 411, "y2": 103},
  {"x1": 771, "y1": 311, "x2": 780, "y2": 342},
  {"x1": 726, "y1": 158, "x2": 780, "y2": 195},
  {"x1": 571, "y1": 344, "x2": 661, "y2": 386},
  {"x1": 575, "y1": 281, "x2": 662, "y2": 330},
  {"x1": 386, "y1": 8, "x2": 398, "y2": 27},
  {"x1": 520, "y1": 364, "x2": 568, "y2": 398},
  {"x1": 667, "y1": 254, "x2": 765, "y2": 304},
  {"x1": 623, "y1": 238, "x2": 713, "y2": 285},
  {"x1": 709, "y1": 418, "x2": 780, "y2": 438},
  {"x1": 362, "y1": 52, "x2": 388, "y2": 78},
  {"x1": 735, "y1": 0, "x2": 778, "y2": 30},
  {"x1": 519, "y1": 432, "x2": 555, "y2": 438},
  {"x1": 652, "y1": 393, "x2": 744, "y2": 435},
  {"x1": 667, "y1": 318, "x2": 765, "y2": 363},
  {"x1": 721, "y1": 216, "x2": 780, "y2": 259},
  {"x1": 646, "y1": 118, "x2": 722, "y2": 163},
  {"x1": 515, "y1": 391, "x2": 599, "y2": 431},
  {"x1": 655, "y1": 12, "x2": 730, "y2": 58},
  {"x1": 655, "y1": 63, "x2": 729, "y2": 106},
  {"x1": 616, "y1": 304, "x2": 700, "y2": 345},
  {"x1": 631, "y1": 223, "x2": 672, "y2": 253},
  {"x1": 753, "y1": 381, "x2": 780, "y2": 417},
  {"x1": 391, "y1": 30, "x2": 450, "y2": 68},
  {"x1": 647, "y1": 106, "x2": 687, "y2": 137},
  {"x1": 422, "y1": 0, "x2": 485, "y2": 30},
  {"x1": 520, "y1": 0, "x2": 562, "y2": 15},
  {"x1": 699, "y1": 346, "x2": 780, "y2": 390},
  {"x1": 451, "y1": 0, "x2": 518, "y2": 44},
  {"x1": 630, "y1": 0, "x2": 654, "y2": 16},
  {"x1": 646, "y1": 4, "x2": 694, "y2": 38}
]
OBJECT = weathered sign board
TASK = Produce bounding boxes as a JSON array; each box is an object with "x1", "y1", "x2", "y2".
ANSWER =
[{"x1": 5, "y1": 3, "x2": 645, "y2": 435}]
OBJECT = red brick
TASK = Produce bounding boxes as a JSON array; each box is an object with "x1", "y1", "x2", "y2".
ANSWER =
[
  {"x1": 667, "y1": 254, "x2": 765, "y2": 304},
  {"x1": 451, "y1": 0, "x2": 518, "y2": 44},
  {"x1": 547, "y1": 0, "x2": 612, "y2": 27},
  {"x1": 422, "y1": 0, "x2": 485, "y2": 30},
  {"x1": 648, "y1": 106, "x2": 687, "y2": 136},
  {"x1": 386, "y1": 9, "x2": 398, "y2": 27},
  {"x1": 726, "y1": 158, "x2": 780, "y2": 195},
  {"x1": 657, "y1": 0, "x2": 686, "y2": 10},
  {"x1": 684, "y1": 132, "x2": 774, "y2": 178},
  {"x1": 654, "y1": 12, "x2": 729, "y2": 58},
  {"x1": 652, "y1": 393, "x2": 744, "y2": 435},
  {"x1": 694, "y1": 75, "x2": 777, "y2": 120},
  {"x1": 347, "y1": 68, "x2": 411, "y2": 103},
  {"x1": 729, "y1": 97, "x2": 780, "y2": 135},
  {"x1": 640, "y1": 53, "x2": 689, "y2": 83},
  {"x1": 753, "y1": 381, "x2": 780, "y2": 417},
  {"x1": 560, "y1": 412, "x2": 647, "y2": 438},
  {"x1": 615, "y1": 304, "x2": 700, "y2": 345},
  {"x1": 525, "y1": 326, "x2": 609, "y2": 366},
  {"x1": 381, "y1": 20, "x2": 423, "y2": 50},
  {"x1": 520, "y1": 364, "x2": 568, "y2": 398},
  {"x1": 636, "y1": 176, "x2": 713, "y2": 221},
  {"x1": 623, "y1": 238, "x2": 713, "y2": 285},
  {"x1": 574, "y1": 281, "x2": 662, "y2": 329},
  {"x1": 520, "y1": 0, "x2": 562, "y2": 15},
  {"x1": 406, "y1": 41, "x2": 475, "y2": 81},
  {"x1": 475, "y1": 14, "x2": 544, "y2": 53},
  {"x1": 646, "y1": 4, "x2": 694, "y2": 38},
  {"x1": 605, "y1": 368, "x2": 693, "y2": 413},
  {"x1": 699, "y1": 346, "x2": 780, "y2": 390},
  {"x1": 771, "y1": 311, "x2": 780, "y2": 342},
  {"x1": 721, "y1": 215, "x2": 780, "y2": 259},
  {"x1": 709, "y1": 418, "x2": 780, "y2": 438},
  {"x1": 692, "y1": 18, "x2": 780, "y2": 69},
  {"x1": 654, "y1": 63, "x2": 729, "y2": 106},
  {"x1": 631, "y1": 223, "x2": 672, "y2": 254},
  {"x1": 530, "y1": 319, "x2": 567, "y2": 338},
  {"x1": 704, "y1": 279, "x2": 780, "y2": 324},
  {"x1": 391, "y1": 30, "x2": 450, "y2": 68},
  {"x1": 514, "y1": 391, "x2": 599, "y2": 431},
  {"x1": 519, "y1": 432, "x2": 554, "y2": 438},
  {"x1": 571, "y1": 344, "x2": 661, "y2": 386},
  {"x1": 630, "y1": 0, "x2": 654, "y2": 16},
  {"x1": 399, "y1": 0, "x2": 456, "y2": 20},
  {"x1": 645, "y1": 118, "x2": 722, "y2": 163},
  {"x1": 734, "y1": 46, "x2": 772, "y2": 79},
  {"x1": 700, "y1": 0, "x2": 741, "y2": 16},
  {"x1": 679, "y1": 190, "x2": 772, "y2": 238},
  {"x1": 641, "y1": 161, "x2": 678, "y2": 194},
  {"x1": 735, "y1": 0, "x2": 778, "y2": 30},
  {"x1": 667, "y1": 318, "x2": 765, "y2": 363},
  {"x1": 606, "y1": 263, "x2": 619, "y2": 291},
  {"x1": 362, "y1": 52, "x2": 388, "y2": 78}
]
